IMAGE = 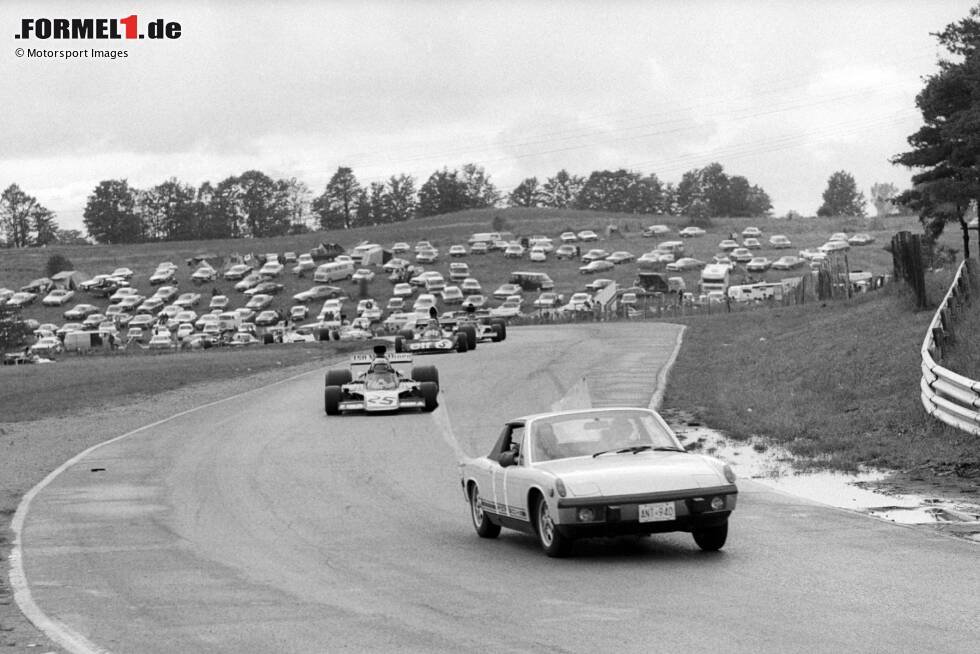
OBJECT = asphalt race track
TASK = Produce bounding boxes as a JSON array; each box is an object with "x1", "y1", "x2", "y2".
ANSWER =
[{"x1": 13, "y1": 323, "x2": 980, "y2": 653}]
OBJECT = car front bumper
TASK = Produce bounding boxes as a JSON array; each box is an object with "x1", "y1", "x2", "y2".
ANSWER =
[{"x1": 555, "y1": 486, "x2": 737, "y2": 537}]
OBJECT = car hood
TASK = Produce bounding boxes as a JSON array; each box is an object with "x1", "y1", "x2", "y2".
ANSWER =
[{"x1": 536, "y1": 452, "x2": 728, "y2": 496}]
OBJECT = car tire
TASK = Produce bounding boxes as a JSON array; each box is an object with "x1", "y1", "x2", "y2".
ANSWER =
[
  {"x1": 262, "y1": 333, "x2": 274, "y2": 345},
  {"x1": 420, "y1": 381, "x2": 439, "y2": 412},
  {"x1": 534, "y1": 494, "x2": 572, "y2": 558},
  {"x1": 455, "y1": 335, "x2": 468, "y2": 353},
  {"x1": 397, "y1": 329, "x2": 414, "y2": 340},
  {"x1": 325, "y1": 369, "x2": 352, "y2": 387},
  {"x1": 324, "y1": 386, "x2": 341, "y2": 415},
  {"x1": 460, "y1": 325, "x2": 476, "y2": 350},
  {"x1": 467, "y1": 483, "x2": 501, "y2": 538},
  {"x1": 394, "y1": 336, "x2": 404, "y2": 353},
  {"x1": 412, "y1": 365, "x2": 439, "y2": 388},
  {"x1": 330, "y1": 330, "x2": 340, "y2": 341},
  {"x1": 491, "y1": 319, "x2": 506, "y2": 341},
  {"x1": 692, "y1": 521, "x2": 728, "y2": 551}
]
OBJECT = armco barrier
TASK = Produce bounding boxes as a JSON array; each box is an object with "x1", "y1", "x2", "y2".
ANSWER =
[{"x1": 920, "y1": 258, "x2": 980, "y2": 435}]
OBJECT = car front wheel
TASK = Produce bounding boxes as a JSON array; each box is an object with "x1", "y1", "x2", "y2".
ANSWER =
[
  {"x1": 692, "y1": 521, "x2": 728, "y2": 551},
  {"x1": 469, "y1": 484, "x2": 500, "y2": 538},
  {"x1": 324, "y1": 386, "x2": 341, "y2": 415},
  {"x1": 535, "y1": 496, "x2": 572, "y2": 557}
]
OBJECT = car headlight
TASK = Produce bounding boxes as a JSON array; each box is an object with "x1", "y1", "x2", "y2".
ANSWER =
[
  {"x1": 710, "y1": 496, "x2": 726, "y2": 511},
  {"x1": 723, "y1": 464, "x2": 736, "y2": 484},
  {"x1": 576, "y1": 507, "x2": 596, "y2": 522}
]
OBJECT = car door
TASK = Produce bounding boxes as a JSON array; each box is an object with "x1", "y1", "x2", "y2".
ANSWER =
[{"x1": 491, "y1": 423, "x2": 534, "y2": 523}]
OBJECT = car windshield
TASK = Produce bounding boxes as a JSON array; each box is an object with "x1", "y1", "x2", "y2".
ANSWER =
[{"x1": 531, "y1": 410, "x2": 680, "y2": 462}]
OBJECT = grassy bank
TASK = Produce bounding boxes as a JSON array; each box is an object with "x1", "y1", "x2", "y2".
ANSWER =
[{"x1": 661, "y1": 275, "x2": 979, "y2": 476}]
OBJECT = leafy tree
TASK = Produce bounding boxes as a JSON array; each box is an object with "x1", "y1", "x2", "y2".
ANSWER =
[
  {"x1": 870, "y1": 182, "x2": 899, "y2": 217},
  {"x1": 194, "y1": 182, "x2": 232, "y2": 239},
  {"x1": 417, "y1": 168, "x2": 470, "y2": 217},
  {"x1": 210, "y1": 171, "x2": 293, "y2": 238},
  {"x1": 0, "y1": 184, "x2": 59, "y2": 247},
  {"x1": 276, "y1": 178, "x2": 312, "y2": 232},
  {"x1": 574, "y1": 169, "x2": 665, "y2": 214},
  {"x1": 509, "y1": 177, "x2": 544, "y2": 207},
  {"x1": 542, "y1": 170, "x2": 585, "y2": 208},
  {"x1": 460, "y1": 163, "x2": 500, "y2": 208},
  {"x1": 817, "y1": 171, "x2": 866, "y2": 217},
  {"x1": 138, "y1": 178, "x2": 197, "y2": 241},
  {"x1": 45, "y1": 253, "x2": 74, "y2": 277},
  {"x1": 83, "y1": 179, "x2": 141, "y2": 244},
  {"x1": 384, "y1": 174, "x2": 417, "y2": 223},
  {"x1": 675, "y1": 163, "x2": 771, "y2": 217},
  {"x1": 313, "y1": 167, "x2": 362, "y2": 229}
]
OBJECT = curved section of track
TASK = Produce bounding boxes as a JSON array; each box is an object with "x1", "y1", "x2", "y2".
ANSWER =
[{"x1": 15, "y1": 323, "x2": 980, "y2": 654}]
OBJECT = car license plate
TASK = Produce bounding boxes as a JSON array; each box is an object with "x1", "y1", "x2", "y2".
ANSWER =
[{"x1": 639, "y1": 502, "x2": 675, "y2": 522}]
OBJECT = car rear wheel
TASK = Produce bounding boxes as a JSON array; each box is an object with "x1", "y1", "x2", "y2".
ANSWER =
[
  {"x1": 324, "y1": 386, "x2": 341, "y2": 415},
  {"x1": 692, "y1": 521, "x2": 728, "y2": 551},
  {"x1": 420, "y1": 381, "x2": 439, "y2": 412},
  {"x1": 394, "y1": 336, "x2": 404, "y2": 353},
  {"x1": 469, "y1": 484, "x2": 500, "y2": 538},
  {"x1": 534, "y1": 496, "x2": 572, "y2": 558},
  {"x1": 455, "y1": 335, "x2": 468, "y2": 353}
]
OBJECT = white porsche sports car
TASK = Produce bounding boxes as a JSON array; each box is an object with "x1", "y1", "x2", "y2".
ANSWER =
[
  {"x1": 459, "y1": 407, "x2": 738, "y2": 557},
  {"x1": 324, "y1": 345, "x2": 439, "y2": 415}
]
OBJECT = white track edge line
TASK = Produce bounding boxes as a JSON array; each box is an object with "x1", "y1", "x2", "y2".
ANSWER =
[{"x1": 9, "y1": 363, "x2": 331, "y2": 654}]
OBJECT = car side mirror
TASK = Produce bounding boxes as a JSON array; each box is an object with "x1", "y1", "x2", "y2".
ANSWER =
[{"x1": 499, "y1": 450, "x2": 518, "y2": 467}]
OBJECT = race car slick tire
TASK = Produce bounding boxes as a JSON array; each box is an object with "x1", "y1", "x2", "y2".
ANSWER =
[
  {"x1": 420, "y1": 381, "x2": 439, "y2": 412},
  {"x1": 324, "y1": 386, "x2": 341, "y2": 415},
  {"x1": 491, "y1": 319, "x2": 506, "y2": 341},
  {"x1": 455, "y1": 335, "x2": 468, "y2": 353},
  {"x1": 394, "y1": 336, "x2": 404, "y2": 353},
  {"x1": 469, "y1": 484, "x2": 501, "y2": 538},
  {"x1": 325, "y1": 369, "x2": 352, "y2": 387},
  {"x1": 534, "y1": 495, "x2": 572, "y2": 558},
  {"x1": 397, "y1": 329, "x2": 414, "y2": 340},
  {"x1": 692, "y1": 521, "x2": 728, "y2": 551},
  {"x1": 412, "y1": 365, "x2": 439, "y2": 388},
  {"x1": 461, "y1": 325, "x2": 477, "y2": 350},
  {"x1": 262, "y1": 333, "x2": 275, "y2": 345},
  {"x1": 330, "y1": 330, "x2": 340, "y2": 341}
]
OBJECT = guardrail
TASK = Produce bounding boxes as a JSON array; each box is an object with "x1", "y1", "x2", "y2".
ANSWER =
[{"x1": 920, "y1": 258, "x2": 980, "y2": 435}]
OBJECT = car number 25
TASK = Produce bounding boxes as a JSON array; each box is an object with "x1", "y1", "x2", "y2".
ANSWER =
[{"x1": 367, "y1": 395, "x2": 397, "y2": 407}]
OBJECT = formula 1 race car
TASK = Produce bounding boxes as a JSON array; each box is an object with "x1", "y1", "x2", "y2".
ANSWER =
[
  {"x1": 324, "y1": 345, "x2": 439, "y2": 415},
  {"x1": 394, "y1": 308, "x2": 475, "y2": 354},
  {"x1": 440, "y1": 308, "x2": 506, "y2": 348}
]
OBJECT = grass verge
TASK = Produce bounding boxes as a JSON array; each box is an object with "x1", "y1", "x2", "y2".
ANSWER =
[{"x1": 661, "y1": 275, "x2": 980, "y2": 479}]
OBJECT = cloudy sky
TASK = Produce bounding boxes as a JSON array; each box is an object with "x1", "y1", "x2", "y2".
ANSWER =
[{"x1": 1, "y1": 0, "x2": 976, "y2": 232}]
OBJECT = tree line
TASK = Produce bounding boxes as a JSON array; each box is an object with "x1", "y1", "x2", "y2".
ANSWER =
[{"x1": 1, "y1": 162, "x2": 778, "y2": 246}]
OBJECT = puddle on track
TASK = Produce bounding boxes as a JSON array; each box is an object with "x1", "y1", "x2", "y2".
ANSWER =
[{"x1": 670, "y1": 422, "x2": 980, "y2": 543}]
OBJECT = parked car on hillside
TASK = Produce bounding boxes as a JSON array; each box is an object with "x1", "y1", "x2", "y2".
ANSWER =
[
  {"x1": 741, "y1": 226, "x2": 763, "y2": 238},
  {"x1": 63, "y1": 303, "x2": 99, "y2": 320},
  {"x1": 580, "y1": 260, "x2": 615, "y2": 274},
  {"x1": 555, "y1": 244, "x2": 577, "y2": 260},
  {"x1": 581, "y1": 249, "x2": 610, "y2": 263},
  {"x1": 643, "y1": 224, "x2": 671, "y2": 237},
  {"x1": 718, "y1": 239, "x2": 739, "y2": 251},
  {"x1": 606, "y1": 251, "x2": 635, "y2": 264},
  {"x1": 42, "y1": 288, "x2": 75, "y2": 306},
  {"x1": 771, "y1": 255, "x2": 804, "y2": 270},
  {"x1": 746, "y1": 257, "x2": 772, "y2": 272},
  {"x1": 449, "y1": 245, "x2": 468, "y2": 257},
  {"x1": 666, "y1": 257, "x2": 705, "y2": 272},
  {"x1": 492, "y1": 283, "x2": 522, "y2": 299},
  {"x1": 224, "y1": 264, "x2": 252, "y2": 281},
  {"x1": 729, "y1": 248, "x2": 753, "y2": 263},
  {"x1": 577, "y1": 230, "x2": 599, "y2": 242},
  {"x1": 848, "y1": 233, "x2": 875, "y2": 246},
  {"x1": 769, "y1": 234, "x2": 792, "y2": 248},
  {"x1": 743, "y1": 238, "x2": 762, "y2": 250},
  {"x1": 678, "y1": 226, "x2": 706, "y2": 237}
]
